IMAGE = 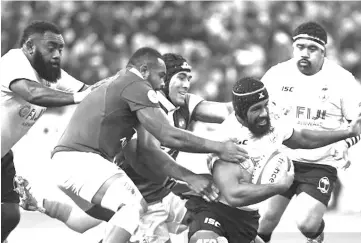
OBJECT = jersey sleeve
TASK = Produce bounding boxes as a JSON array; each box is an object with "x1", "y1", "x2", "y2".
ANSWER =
[
  {"x1": 121, "y1": 81, "x2": 160, "y2": 111},
  {"x1": 261, "y1": 66, "x2": 279, "y2": 95},
  {"x1": 1, "y1": 49, "x2": 39, "y2": 91},
  {"x1": 340, "y1": 75, "x2": 361, "y2": 121},
  {"x1": 56, "y1": 70, "x2": 85, "y2": 93},
  {"x1": 276, "y1": 118, "x2": 294, "y2": 141},
  {"x1": 206, "y1": 113, "x2": 239, "y2": 172},
  {"x1": 185, "y1": 93, "x2": 204, "y2": 119}
]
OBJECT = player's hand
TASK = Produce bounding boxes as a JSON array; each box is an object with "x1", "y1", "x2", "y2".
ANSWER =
[
  {"x1": 275, "y1": 162, "x2": 294, "y2": 193},
  {"x1": 185, "y1": 174, "x2": 219, "y2": 202},
  {"x1": 330, "y1": 142, "x2": 352, "y2": 170},
  {"x1": 217, "y1": 140, "x2": 249, "y2": 163},
  {"x1": 348, "y1": 114, "x2": 361, "y2": 136}
]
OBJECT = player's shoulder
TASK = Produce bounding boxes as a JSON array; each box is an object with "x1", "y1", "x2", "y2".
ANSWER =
[
  {"x1": 2, "y1": 48, "x2": 30, "y2": 67},
  {"x1": 262, "y1": 59, "x2": 296, "y2": 87},
  {"x1": 324, "y1": 58, "x2": 354, "y2": 79},
  {"x1": 216, "y1": 112, "x2": 246, "y2": 139},
  {"x1": 266, "y1": 58, "x2": 295, "y2": 74}
]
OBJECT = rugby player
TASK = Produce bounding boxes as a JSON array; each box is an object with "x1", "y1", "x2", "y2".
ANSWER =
[
  {"x1": 1, "y1": 20, "x2": 96, "y2": 242},
  {"x1": 186, "y1": 77, "x2": 361, "y2": 243},
  {"x1": 49, "y1": 47, "x2": 248, "y2": 243},
  {"x1": 257, "y1": 22, "x2": 361, "y2": 243},
  {"x1": 86, "y1": 52, "x2": 235, "y2": 243}
]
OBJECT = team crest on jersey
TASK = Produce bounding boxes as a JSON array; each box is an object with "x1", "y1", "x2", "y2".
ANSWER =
[
  {"x1": 147, "y1": 90, "x2": 159, "y2": 104},
  {"x1": 317, "y1": 177, "x2": 330, "y2": 194},
  {"x1": 319, "y1": 86, "x2": 329, "y2": 102},
  {"x1": 268, "y1": 130, "x2": 278, "y2": 143},
  {"x1": 178, "y1": 117, "x2": 186, "y2": 129}
]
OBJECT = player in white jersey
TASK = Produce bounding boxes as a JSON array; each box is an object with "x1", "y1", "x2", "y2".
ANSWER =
[
  {"x1": 0, "y1": 20, "x2": 96, "y2": 242},
  {"x1": 257, "y1": 22, "x2": 361, "y2": 243},
  {"x1": 186, "y1": 77, "x2": 361, "y2": 243}
]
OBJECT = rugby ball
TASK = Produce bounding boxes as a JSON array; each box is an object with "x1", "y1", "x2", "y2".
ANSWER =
[{"x1": 253, "y1": 151, "x2": 292, "y2": 184}]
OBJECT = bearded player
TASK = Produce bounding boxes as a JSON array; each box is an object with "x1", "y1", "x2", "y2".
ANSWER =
[
  {"x1": 1, "y1": 20, "x2": 98, "y2": 242},
  {"x1": 186, "y1": 77, "x2": 361, "y2": 243}
]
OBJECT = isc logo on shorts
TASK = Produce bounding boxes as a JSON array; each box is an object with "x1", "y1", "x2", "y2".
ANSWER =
[
  {"x1": 204, "y1": 217, "x2": 221, "y2": 227},
  {"x1": 196, "y1": 237, "x2": 228, "y2": 243}
]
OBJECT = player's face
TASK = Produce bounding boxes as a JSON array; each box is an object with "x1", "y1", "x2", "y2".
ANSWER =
[
  {"x1": 293, "y1": 39, "x2": 324, "y2": 76},
  {"x1": 148, "y1": 58, "x2": 166, "y2": 91},
  {"x1": 32, "y1": 31, "x2": 64, "y2": 82},
  {"x1": 247, "y1": 99, "x2": 272, "y2": 138},
  {"x1": 168, "y1": 71, "x2": 192, "y2": 106}
]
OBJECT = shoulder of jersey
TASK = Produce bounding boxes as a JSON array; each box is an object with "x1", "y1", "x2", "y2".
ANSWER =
[{"x1": 324, "y1": 58, "x2": 354, "y2": 79}]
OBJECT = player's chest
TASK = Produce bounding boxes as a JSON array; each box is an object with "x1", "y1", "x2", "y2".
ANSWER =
[
  {"x1": 10, "y1": 98, "x2": 47, "y2": 127},
  {"x1": 276, "y1": 81, "x2": 341, "y2": 114},
  {"x1": 235, "y1": 129, "x2": 284, "y2": 164},
  {"x1": 165, "y1": 109, "x2": 189, "y2": 130}
]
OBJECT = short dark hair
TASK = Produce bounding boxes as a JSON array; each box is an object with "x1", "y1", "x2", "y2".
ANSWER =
[
  {"x1": 127, "y1": 47, "x2": 162, "y2": 68},
  {"x1": 19, "y1": 20, "x2": 61, "y2": 47},
  {"x1": 293, "y1": 21, "x2": 327, "y2": 45}
]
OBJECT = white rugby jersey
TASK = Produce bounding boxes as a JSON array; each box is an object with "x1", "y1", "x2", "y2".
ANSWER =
[
  {"x1": 1, "y1": 49, "x2": 84, "y2": 157},
  {"x1": 262, "y1": 58, "x2": 361, "y2": 168},
  {"x1": 207, "y1": 112, "x2": 293, "y2": 210}
]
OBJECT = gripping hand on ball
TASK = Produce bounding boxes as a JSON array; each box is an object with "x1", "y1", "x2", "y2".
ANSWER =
[{"x1": 275, "y1": 161, "x2": 294, "y2": 193}]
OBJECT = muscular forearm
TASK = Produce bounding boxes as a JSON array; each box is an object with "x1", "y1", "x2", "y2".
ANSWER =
[
  {"x1": 225, "y1": 183, "x2": 283, "y2": 207},
  {"x1": 159, "y1": 127, "x2": 222, "y2": 154},
  {"x1": 29, "y1": 90, "x2": 76, "y2": 107},
  {"x1": 137, "y1": 148, "x2": 196, "y2": 183},
  {"x1": 296, "y1": 129, "x2": 354, "y2": 149}
]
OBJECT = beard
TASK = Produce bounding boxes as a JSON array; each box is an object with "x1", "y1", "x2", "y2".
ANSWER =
[
  {"x1": 248, "y1": 116, "x2": 273, "y2": 138},
  {"x1": 296, "y1": 59, "x2": 313, "y2": 75},
  {"x1": 33, "y1": 50, "x2": 61, "y2": 83}
]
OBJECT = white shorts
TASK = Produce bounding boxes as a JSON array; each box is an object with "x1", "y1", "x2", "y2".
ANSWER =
[
  {"x1": 51, "y1": 151, "x2": 123, "y2": 203},
  {"x1": 130, "y1": 192, "x2": 188, "y2": 243}
]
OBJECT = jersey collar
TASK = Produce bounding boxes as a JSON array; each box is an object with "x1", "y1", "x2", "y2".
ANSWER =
[
  {"x1": 129, "y1": 67, "x2": 144, "y2": 79},
  {"x1": 156, "y1": 91, "x2": 179, "y2": 113}
]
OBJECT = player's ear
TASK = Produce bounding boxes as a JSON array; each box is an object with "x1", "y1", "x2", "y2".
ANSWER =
[
  {"x1": 139, "y1": 64, "x2": 150, "y2": 79},
  {"x1": 24, "y1": 39, "x2": 35, "y2": 55}
]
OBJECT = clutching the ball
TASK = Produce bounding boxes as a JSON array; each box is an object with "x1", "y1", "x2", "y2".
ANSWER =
[{"x1": 251, "y1": 151, "x2": 293, "y2": 185}]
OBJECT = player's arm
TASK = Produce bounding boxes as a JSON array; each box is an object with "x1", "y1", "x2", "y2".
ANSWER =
[
  {"x1": 212, "y1": 160, "x2": 292, "y2": 207},
  {"x1": 193, "y1": 101, "x2": 233, "y2": 123},
  {"x1": 342, "y1": 135, "x2": 361, "y2": 149},
  {"x1": 9, "y1": 78, "x2": 92, "y2": 107},
  {"x1": 136, "y1": 107, "x2": 249, "y2": 163},
  {"x1": 135, "y1": 125, "x2": 197, "y2": 181},
  {"x1": 135, "y1": 125, "x2": 218, "y2": 200},
  {"x1": 283, "y1": 116, "x2": 361, "y2": 149}
]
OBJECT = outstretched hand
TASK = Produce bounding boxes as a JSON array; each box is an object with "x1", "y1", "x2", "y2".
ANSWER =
[
  {"x1": 216, "y1": 140, "x2": 250, "y2": 163},
  {"x1": 348, "y1": 114, "x2": 361, "y2": 136}
]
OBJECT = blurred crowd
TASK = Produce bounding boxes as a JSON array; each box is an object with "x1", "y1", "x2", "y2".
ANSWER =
[{"x1": 2, "y1": 0, "x2": 361, "y2": 102}]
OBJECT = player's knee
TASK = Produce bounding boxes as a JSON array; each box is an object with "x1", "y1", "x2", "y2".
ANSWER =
[
  {"x1": 296, "y1": 219, "x2": 321, "y2": 237},
  {"x1": 99, "y1": 177, "x2": 147, "y2": 214},
  {"x1": 189, "y1": 230, "x2": 221, "y2": 243},
  {"x1": 43, "y1": 199, "x2": 72, "y2": 223},
  {"x1": 259, "y1": 212, "x2": 281, "y2": 228},
  {"x1": 108, "y1": 203, "x2": 142, "y2": 235}
]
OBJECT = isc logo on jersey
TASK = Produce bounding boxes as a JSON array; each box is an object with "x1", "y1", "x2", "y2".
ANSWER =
[
  {"x1": 196, "y1": 237, "x2": 228, "y2": 243},
  {"x1": 252, "y1": 151, "x2": 292, "y2": 184}
]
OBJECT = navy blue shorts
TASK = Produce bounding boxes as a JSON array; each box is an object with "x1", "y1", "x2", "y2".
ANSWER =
[
  {"x1": 281, "y1": 161, "x2": 337, "y2": 206},
  {"x1": 185, "y1": 196, "x2": 259, "y2": 243},
  {"x1": 1, "y1": 150, "x2": 19, "y2": 203}
]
